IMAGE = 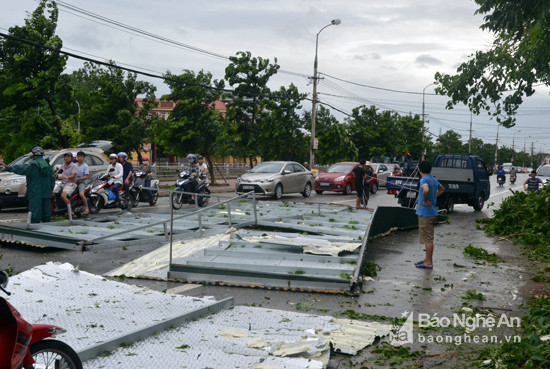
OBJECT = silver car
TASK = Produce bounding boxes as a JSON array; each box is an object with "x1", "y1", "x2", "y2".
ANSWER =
[
  {"x1": 0, "y1": 147, "x2": 110, "y2": 210},
  {"x1": 236, "y1": 161, "x2": 314, "y2": 200},
  {"x1": 370, "y1": 163, "x2": 392, "y2": 188}
]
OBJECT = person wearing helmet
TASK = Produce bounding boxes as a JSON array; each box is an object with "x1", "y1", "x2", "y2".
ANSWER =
[
  {"x1": 138, "y1": 156, "x2": 154, "y2": 200},
  {"x1": 106, "y1": 154, "x2": 123, "y2": 205},
  {"x1": 510, "y1": 165, "x2": 517, "y2": 177},
  {"x1": 496, "y1": 165, "x2": 506, "y2": 182},
  {"x1": 6, "y1": 146, "x2": 55, "y2": 223},
  {"x1": 186, "y1": 154, "x2": 200, "y2": 199},
  {"x1": 117, "y1": 152, "x2": 134, "y2": 192}
]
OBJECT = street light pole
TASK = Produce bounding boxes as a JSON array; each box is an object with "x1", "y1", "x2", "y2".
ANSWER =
[
  {"x1": 421, "y1": 83, "x2": 435, "y2": 161},
  {"x1": 310, "y1": 19, "x2": 341, "y2": 168}
]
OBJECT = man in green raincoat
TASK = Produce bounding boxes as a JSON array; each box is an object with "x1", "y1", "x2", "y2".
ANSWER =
[{"x1": 7, "y1": 147, "x2": 55, "y2": 223}]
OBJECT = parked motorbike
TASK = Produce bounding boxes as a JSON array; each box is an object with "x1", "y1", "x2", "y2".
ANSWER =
[
  {"x1": 171, "y1": 171, "x2": 210, "y2": 210},
  {"x1": 129, "y1": 170, "x2": 159, "y2": 207},
  {"x1": 0, "y1": 271, "x2": 83, "y2": 369},
  {"x1": 497, "y1": 175, "x2": 506, "y2": 187},
  {"x1": 510, "y1": 173, "x2": 517, "y2": 184},
  {"x1": 88, "y1": 171, "x2": 131, "y2": 214}
]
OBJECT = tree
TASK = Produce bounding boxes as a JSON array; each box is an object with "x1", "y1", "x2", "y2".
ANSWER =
[
  {"x1": 436, "y1": 130, "x2": 465, "y2": 154},
  {"x1": 303, "y1": 106, "x2": 357, "y2": 165},
  {"x1": 224, "y1": 51, "x2": 280, "y2": 166},
  {"x1": 154, "y1": 69, "x2": 224, "y2": 182},
  {"x1": 346, "y1": 105, "x2": 421, "y2": 161},
  {"x1": 0, "y1": 0, "x2": 69, "y2": 150},
  {"x1": 259, "y1": 84, "x2": 308, "y2": 161},
  {"x1": 434, "y1": 0, "x2": 550, "y2": 128},
  {"x1": 70, "y1": 62, "x2": 157, "y2": 157}
]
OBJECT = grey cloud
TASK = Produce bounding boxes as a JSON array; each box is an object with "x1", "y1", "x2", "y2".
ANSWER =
[{"x1": 415, "y1": 54, "x2": 443, "y2": 67}]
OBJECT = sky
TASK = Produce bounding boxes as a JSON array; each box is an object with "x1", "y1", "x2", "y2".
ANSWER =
[{"x1": 1, "y1": 0, "x2": 549, "y2": 155}]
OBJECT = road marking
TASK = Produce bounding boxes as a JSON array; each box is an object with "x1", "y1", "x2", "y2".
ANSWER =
[{"x1": 489, "y1": 185, "x2": 524, "y2": 199}]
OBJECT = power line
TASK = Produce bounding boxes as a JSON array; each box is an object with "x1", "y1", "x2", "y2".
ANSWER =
[{"x1": 53, "y1": 0, "x2": 309, "y2": 79}]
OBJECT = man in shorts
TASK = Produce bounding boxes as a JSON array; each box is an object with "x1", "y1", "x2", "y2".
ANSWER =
[
  {"x1": 53, "y1": 152, "x2": 78, "y2": 212},
  {"x1": 414, "y1": 160, "x2": 445, "y2": 269},
  {"x1": 74, "y1": 151, "x2": 90, "y2": 215}
]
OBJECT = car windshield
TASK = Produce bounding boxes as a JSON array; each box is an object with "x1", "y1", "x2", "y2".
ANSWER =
[
  {"x1": 251, "y1": 163, "x2": 283, "y2": 173},
  {"x1": 327, "y1": 164, "x2": 354, "y2": 173},
  {"x1": 387, "y1": 164, "x2": 397, "y2": 171},
  {"x1": 9, "y1": 154, "x2": 54, "y2": 166},
  {"x1": 537, "y1": 167, "x2": 550, "y2": 176}
]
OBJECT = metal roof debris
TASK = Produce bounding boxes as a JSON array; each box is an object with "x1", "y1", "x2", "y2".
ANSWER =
[{"x1": 7, "y1": 263, "x2": 392, "y2": 368}]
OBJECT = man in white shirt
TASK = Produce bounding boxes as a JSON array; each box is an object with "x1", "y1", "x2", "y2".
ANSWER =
[{"x1": 106, "y1": 153, "x2": 124, "y2": 204}]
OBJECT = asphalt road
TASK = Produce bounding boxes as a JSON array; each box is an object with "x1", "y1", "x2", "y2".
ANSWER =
[{"x1": 0, "y1": 173, "x2": 533, "y2": 368}]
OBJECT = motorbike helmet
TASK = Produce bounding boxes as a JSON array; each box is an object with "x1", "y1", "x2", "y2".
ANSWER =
[
  {"x1": 109, "y1": 153, "x2": 118, "y2": 160},
  {"x1": 197, "y1": 155, "x2": 203, "y2": 160},
  {"x1": 512, "y1": 166, "x2": 515, "y2": 169},
  {"x1": 187, "y1": 153, "x2": 197, "y2": 161},
  {"x1": 142, "y1": 156, "x2": 149, "y2": 162},
  {"x1": 31, "y1": 146, "x2": 44, "y2": 156},
  {"x1": 499, "y1": 165, "x2": 503, "y2": 169},
  {"x1": 117, "y1": 152, "x2": 128, "y2": 160}
]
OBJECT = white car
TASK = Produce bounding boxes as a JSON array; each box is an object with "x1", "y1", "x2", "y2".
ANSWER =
[
  {"x1": 0, "y1": 146, "x2": 111, "y2": 210},
  {"x1": 535, "y1": 164, "x2": 550, "y2": 189},
  {"x1": 369, "y1": 163, "x2": 392, "y2": 187}
]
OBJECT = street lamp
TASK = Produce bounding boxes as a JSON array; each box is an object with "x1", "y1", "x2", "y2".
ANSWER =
[
  {"x1": 421, "y1": 83, "x2": 436, "y2": 161},
  {"x1": 310, "y1": 18, "x2": 341, "y2": 168}
]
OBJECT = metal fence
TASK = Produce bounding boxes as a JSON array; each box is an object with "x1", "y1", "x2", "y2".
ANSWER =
[{"x1": 154, "y1": 162, "x2": 250, "y2": 181}]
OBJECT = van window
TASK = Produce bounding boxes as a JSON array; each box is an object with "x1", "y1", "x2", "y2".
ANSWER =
[{"x1": 440, "y1": 158, "x2": 469, "y2": 169}]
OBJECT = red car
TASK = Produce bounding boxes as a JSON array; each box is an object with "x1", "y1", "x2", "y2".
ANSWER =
[{"x1": 314, "y1": 162, "x2": 378, "y2": 195}]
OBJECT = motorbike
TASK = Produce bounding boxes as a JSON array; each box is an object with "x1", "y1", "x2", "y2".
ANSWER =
[
  {"x1": 497, "y1": 175, "x2": 506, "y2": 187},
  {"x1": 129, "y1": 170, "x2": 159, "y2": 207},
  {"x1": 88, "y1": 171, "x2": 132, "y2": 214},
  {"x1": 0, "y1": 271, "x2": 83, "y2": 369},
  {"x1": 51, "y1": 180, "x2": 91, "y2": 217},
  {"x1": 171, "y1": 171, "x2": 210, "y2": 210},
  {"x1": 510, "y1": 173, "x2": 517, "y2": 184}
]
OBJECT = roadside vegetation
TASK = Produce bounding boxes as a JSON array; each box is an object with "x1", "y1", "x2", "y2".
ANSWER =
[{"x1": 476, "y1": 187, "x2": 550, "y2": 368}]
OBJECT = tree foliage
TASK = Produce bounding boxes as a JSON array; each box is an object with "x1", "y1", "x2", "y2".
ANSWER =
[
  {"x1": 259, "y1": 83, "x2": 307, "y2": 161},
  {"x1": 224, "y1": 51, "x2": 280, "y2": 164},
  {"x1": 434, "y1": 0, "x2": 550, "y2": 127},
  {"x1": 0, "y1": 0, "x2": 69, "y2": 150},
  {"x1": 154, "y1": 69, "x2": 224, "y2": 181},
  {"x1": 304, "y1": 106, "x2": 357, "y2": 165},
  {"x1": 70, "y1": 62, "x2": 156, "y2": 157}
]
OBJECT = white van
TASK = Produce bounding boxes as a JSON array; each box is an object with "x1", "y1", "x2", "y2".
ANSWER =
[{"x1": 501, "y1": 163, "x2": 513, "y2": 173}]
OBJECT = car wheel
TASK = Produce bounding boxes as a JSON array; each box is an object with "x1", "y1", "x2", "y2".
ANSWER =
[
  {"x1": 302, "y1": 183, "x2": 311, "y2": 198},
  {"x1": 315, "y1": 190, "x2": 323, "y2": 195},
  {"x1": 273, "y1": 184, "x2": 283, "y2": 200},
  {"x1": 344, "y1": 183, "x2": 352, "y2": 195},
  {"x1": 370, "y1": 182, "x2": 378, "y2": 194},
  {"x1": 473, "y1": 194, "x2": 485, "y2": 211}
]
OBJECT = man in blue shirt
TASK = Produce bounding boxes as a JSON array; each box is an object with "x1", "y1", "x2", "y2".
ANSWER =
[
  {"x1": 415, "y1": 160, "x2": 445, "y2": 269},
  {"x1": 496, "y1": 165, "x2": 506, "y2": 182}
]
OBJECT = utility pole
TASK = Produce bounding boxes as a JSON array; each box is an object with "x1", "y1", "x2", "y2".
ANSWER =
[
  {"x1": 493, "y1": 124, "x2": 500, "y2": 169},
  {"x1": 421, "y1": 83, "x2": 435, "y2": 161},
  {"x1": 468, "y1": 112, "x2": 472, "y2": 154}
]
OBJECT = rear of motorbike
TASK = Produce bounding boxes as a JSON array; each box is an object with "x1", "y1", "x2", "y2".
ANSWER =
[{"x1": 0, "y1": 271, "x2": 83, "y2": 369}]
